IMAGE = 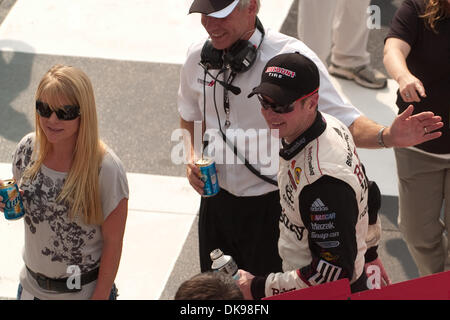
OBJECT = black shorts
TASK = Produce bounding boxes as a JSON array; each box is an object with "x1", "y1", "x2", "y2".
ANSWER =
[{"x1": 198, "y1": 188, "x2": 282, "y2": 276}]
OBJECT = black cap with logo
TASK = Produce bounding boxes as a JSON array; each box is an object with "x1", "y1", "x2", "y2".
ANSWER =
[{"x1": 248, "y1": 52, "x2": 320, "y2": 106}]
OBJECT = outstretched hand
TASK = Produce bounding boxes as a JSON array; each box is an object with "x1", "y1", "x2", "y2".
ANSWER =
[{"x1": 385, "y1": 105, "x2": 443, "y2": 148}]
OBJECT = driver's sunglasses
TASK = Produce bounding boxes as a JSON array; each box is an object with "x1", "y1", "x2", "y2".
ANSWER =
[
  {"x1": 257, "y1": 88, "x2": 319, "y2": 114},
  {"x1": 36, "y1": 100, "x2": 80, "y2": 121}
]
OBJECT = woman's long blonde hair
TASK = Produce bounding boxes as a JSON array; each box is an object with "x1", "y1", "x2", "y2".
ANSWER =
[
  {"x1": 421, "y1": 0, "x2": 450, "y2": 33},
  {"x1": 24, "y1": 64, "x2": 106, "y2": 225}
]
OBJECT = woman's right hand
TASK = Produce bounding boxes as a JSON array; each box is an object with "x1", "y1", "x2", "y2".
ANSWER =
[
  {"x1": 186, "y1": 163, "x2": 204, "y2": 196},
  {"x1": 0, "y1": 179, "x2": 24, "y2": 213},
  {"x1": 397, "y1": 72, "x2": 426, "y2": 103}
]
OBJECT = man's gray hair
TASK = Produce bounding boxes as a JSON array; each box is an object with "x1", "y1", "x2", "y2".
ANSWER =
[{"x1": 238, "y1": 0, "x2": 260, "y2": 14}]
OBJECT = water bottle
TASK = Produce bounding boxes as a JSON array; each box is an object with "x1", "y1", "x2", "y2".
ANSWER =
[{"x1": 210, "y1": 248, "x2": 240, "y2": 280}]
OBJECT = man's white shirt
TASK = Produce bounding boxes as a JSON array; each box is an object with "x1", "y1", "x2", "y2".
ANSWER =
[{"x1": 178, "y1": 26, "x2": 362, "y2": 197}]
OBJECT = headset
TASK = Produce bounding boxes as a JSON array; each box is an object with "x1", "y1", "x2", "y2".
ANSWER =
[{"x1": 200, "y1": 16, "x2": 265, "y2": 74}]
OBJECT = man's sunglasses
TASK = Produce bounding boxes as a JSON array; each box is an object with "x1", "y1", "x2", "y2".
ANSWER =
[
  {"x1": 36, "y1": 100, "x2": 80, "y2": 121},
  {"x1": 257, "y1": 94, "x2": 296, "y2": 114},
  {"x1": 256, "y1": 88, "x2": 319, "y2": 114}
]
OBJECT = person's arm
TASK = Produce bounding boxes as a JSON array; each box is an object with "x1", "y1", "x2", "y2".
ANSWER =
[
  {"x1": 178, "y1": 42, "x2": 208, "y2": 196},
  {"x1": 363, "y1": 180, "x2": 391, "y2": 287},
  {"x1": 180, "y1": 117, "x2": 195, "y2": 159},
  {"x1": 180, "y1": 117, "x2": 204, "y2": 195},
  {"x1": 348, "y1": 115, "x2": 385, "y2": 148},
  {"x1": 383, "y1": 38, "x2": 427, "y2": 103},
  {"x1": 1, "y1": 135, "x2": 32, "y2": 212},
  {"x1": 91, "y1": 198, "x2": 128, "y2": 300},
  {"x1": 348, "y1": 108, "x2": 443, "y2": 149},
  {"x1": 295, "y1": 176, "x2": 360, "y2": 288},
  {"x1": 362, "y1": 1, "x2": 444, "y2": 149},
  {"x1": 364, "y1": 180, "x2": 381, "y2": 262}
]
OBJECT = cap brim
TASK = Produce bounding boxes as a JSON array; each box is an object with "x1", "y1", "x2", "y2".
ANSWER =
[
  {"x1": 248, "y1": 83, "x2": 299, "y2": 106},
  {"x1": 189, "y1": 0, "x2": 239, "y2": 18},
  {"x1": 208, "y1": 0, "x2": 239, "y2": 18}
]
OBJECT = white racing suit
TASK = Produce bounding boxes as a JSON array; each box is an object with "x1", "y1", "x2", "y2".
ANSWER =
[{"x1": 251, "y1": 112, "x2": 381, "y2": 299}]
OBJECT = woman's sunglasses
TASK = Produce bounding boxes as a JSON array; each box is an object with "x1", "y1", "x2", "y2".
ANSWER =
[{"x1": 36, "y1": 100, "x2": 80, "y2": 121}]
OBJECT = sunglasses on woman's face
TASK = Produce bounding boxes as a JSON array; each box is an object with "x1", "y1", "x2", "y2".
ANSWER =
[{"x1": 35, "y1": 100, "x2": 80, "y2": 121}]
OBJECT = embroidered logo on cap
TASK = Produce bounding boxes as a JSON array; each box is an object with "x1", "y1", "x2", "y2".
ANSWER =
[{"x1": 265, "y1": 66, "x2": 296, "y2": 78}]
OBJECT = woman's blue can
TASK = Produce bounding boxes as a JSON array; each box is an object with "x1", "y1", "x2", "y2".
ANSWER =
[{"x1": 0, "y1": 179, "x2": 25, "y2": 220}]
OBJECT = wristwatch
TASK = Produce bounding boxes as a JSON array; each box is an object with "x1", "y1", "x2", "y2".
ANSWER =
[{"x1": 377, "y1": 127, "x2": 388, "y2": 148}]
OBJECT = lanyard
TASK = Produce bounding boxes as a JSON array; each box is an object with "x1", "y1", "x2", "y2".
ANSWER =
[
  {"x1": 216, "y1": 69, "x2": 278, "y2": 187},
  {"x1": 222, "y1": 70, "x2": 237, "y2": 129}
]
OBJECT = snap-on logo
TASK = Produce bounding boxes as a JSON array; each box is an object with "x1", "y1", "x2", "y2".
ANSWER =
[{"x1": 265, "y1": 66, "x2": 296, "y2": 78}]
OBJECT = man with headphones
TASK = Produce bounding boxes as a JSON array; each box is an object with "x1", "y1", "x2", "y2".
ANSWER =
[{"x1": 178, "y1": 0, "x2": 443, "y2": 277}]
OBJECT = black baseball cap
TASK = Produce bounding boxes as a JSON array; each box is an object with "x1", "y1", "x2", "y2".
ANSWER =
[
  {"x1": 248, "y1": 52, "x2": 320, "y2": 106},
  {"x1": 189, "y1": 0, "x2": 240, "y2": 18}
]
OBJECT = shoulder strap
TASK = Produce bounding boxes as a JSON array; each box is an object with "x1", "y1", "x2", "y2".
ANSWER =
[{"x1": 220, "y1": 131, "x2": 278, "y2": 186}]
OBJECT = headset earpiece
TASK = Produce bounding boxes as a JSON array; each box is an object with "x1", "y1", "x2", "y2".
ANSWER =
[
  {"x1": 223, "y1": 40, "x2": 257, "y2": 73},
  {"x1": 200, "y1": 40, "x2": 224, "y2": 70},
  {"x1": 200, "y1": 39, "x2": 257, "y2": 74}
]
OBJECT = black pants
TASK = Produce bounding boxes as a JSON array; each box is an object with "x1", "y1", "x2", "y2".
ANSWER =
[{"x1": 199, "y1": 188, "x2": 282, "y2": 276}]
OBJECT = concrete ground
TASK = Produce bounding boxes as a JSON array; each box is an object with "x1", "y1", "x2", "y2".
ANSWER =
[{"x1": 0, "y1": 0, "x2": 426, "y2": 300}]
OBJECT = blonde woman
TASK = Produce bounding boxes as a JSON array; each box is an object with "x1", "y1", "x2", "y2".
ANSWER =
[
  {"x1": 384, "y1": 0, "x2": 450, "y2": 276},
  {"x1": 0, "y1": 65, "x2": 129, "y2": 299}
]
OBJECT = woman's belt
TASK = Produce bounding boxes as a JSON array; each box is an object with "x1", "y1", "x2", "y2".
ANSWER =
[{"x1": 26, "y1": 265, "x2": 99, "y2": 293}]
